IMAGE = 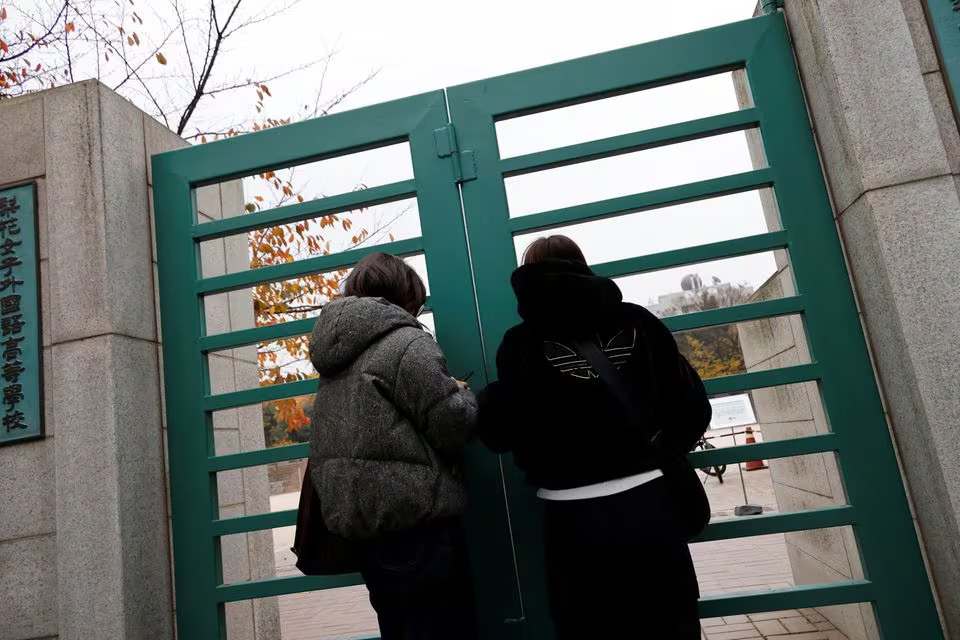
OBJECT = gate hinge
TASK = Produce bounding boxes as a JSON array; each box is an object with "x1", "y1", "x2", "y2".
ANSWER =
[
  {"x1": 761, "y1": 0, "x2": 784, "y2": 14},
  {"x1": 434, "y1": 124, "x2": 477, "y2": 183}
]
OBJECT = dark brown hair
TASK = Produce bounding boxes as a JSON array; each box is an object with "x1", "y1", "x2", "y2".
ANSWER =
[
  {"x1": 522, "y1": 235, "x2": 587, "y2": 265},
  {"x1": 343, "y1": 252, "x2": 427, "y2": 315}
]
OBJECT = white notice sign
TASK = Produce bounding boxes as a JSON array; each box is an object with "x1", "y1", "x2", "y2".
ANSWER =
[{"x1": 708, "y1": 394, "x2": 757, "y2": 430}]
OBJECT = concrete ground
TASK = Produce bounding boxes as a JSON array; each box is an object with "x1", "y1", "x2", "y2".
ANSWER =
[
  {"x1": 270, "y1": 492, "x2": 379, "y2": 640},
  {"x1": 266, "y1": 463, "x2": 853, "y2": 640}
]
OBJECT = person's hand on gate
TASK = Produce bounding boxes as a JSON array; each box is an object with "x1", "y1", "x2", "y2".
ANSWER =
[{"x1": 453, "y1": 371, "x2": 474, "y2": 389}]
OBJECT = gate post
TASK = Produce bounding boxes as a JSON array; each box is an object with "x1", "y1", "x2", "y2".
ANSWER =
[
  {"x1": 0, "y1": 80, "x2": 280, "y2": 640},
  {"x1": 781, "y1": 1, "x2": 960, "y2": 636},
  {"x1": 42, "y1": 80, "x2": 173, "y2": 640}
]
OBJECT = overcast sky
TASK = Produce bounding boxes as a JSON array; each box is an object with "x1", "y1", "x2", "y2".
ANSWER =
[{"x1": 190, "y1": 0, "x2": 776, "y2": 331}]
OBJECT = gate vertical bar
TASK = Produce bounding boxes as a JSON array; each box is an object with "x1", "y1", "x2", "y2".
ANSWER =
[
  {"x1": 408, "y1": 94, "x2": 525, "y2": 639},
  {"x1": 746, "y1": 14, "x2": 942, "y2": 637},
  {"x1": 447, "y1": 93, "x2": 557, "y2": 640},
  {"x1": 151, "y1": 162, "x2": 223, "y2": 637}
]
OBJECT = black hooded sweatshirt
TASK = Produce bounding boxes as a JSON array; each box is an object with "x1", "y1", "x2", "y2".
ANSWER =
[{"x1": 477, "y1": 259, "x2": 712, "y2": 491}]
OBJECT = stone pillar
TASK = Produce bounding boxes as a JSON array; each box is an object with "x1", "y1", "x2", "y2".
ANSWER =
[
  {"x1": 45, "y1": 80, "x2": 171, "y2": 640},
  {"x1": 738, "y1": 276, "x2": 880, "y2": 640},
  {"x1": 777, "y1": 1, "x2": 960, "y2": 636},
  {"x1": 0, "y1": 90, "x2": 57, "y2": 640},
  {"x1": 0, "y1": 80, "x2": 279, "y2": 639}
]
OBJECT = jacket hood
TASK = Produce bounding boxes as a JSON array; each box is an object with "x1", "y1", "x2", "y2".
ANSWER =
[
  {"x1": 309, "y1": 296, "x2": 420, "y2": 376},
  {"x1": 511, "y1": 259, "x2": 623, "y2": 329}
]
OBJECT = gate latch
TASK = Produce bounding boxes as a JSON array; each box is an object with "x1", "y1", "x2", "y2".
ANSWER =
[{"x1": 434, "y1": 124, "x2": 477, "y2": 183}]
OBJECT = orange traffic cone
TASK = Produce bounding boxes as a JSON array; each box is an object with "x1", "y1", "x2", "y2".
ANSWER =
[{"x1": 743, "y1": 426, "x2": 768, "y2": 471}]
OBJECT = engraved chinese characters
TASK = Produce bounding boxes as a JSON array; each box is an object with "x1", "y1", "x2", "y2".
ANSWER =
[{"x1": 0, "y1": 185, "x2": 42, "y2": 445}]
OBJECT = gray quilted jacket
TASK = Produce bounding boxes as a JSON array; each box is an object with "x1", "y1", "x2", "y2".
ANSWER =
[{"x1": 308, "y1": 296, "x2": 477, "y2": 539}]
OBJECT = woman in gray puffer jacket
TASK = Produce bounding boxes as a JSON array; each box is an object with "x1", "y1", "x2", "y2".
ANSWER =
[{"x1": 308, "y1": 252, "x2": 478, "y2": 640}]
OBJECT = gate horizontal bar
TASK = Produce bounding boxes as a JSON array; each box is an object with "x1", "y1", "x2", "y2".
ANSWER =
[
  {"x1": 212, "y1": 509, "x2": 297, "y2": 537},
  {"x1": 200, "y1": 297, "x2": 432, "y2": 353},
  {"x1": 209, "y1": 441, "x2": 845, "y2": 536},
  {"x1": 661, "y1": 296, "x2": 805, "y2": 333},
  {"x1": 204, "y1": 379, "x2": 317, "y2": 412},
  {"x1": 693, "y1": 505, "x2": 855, "y2": 543},
  {"x1": 592, "y1": 230, "x2": 788, "y2": 281},
  {"x1": 200, "y1": 296, "x2": 430, "y2": 353},
  {"x1": 196, "y1": 237, "x2": 424, "y2": 295},
  {"x1": 449, "y1": 16, "x2": 774, "y2": 119},
  {"x1": 507, "y1": 169, "x2": 775, "y2": 234},
  {"x1": 192, "y1": 180, "x2": 418, "y2": 242},
  {"x1": 703, "y1": 363, "x2": 820, "y2": 395},
  {"x1": 208, "y1": 442, "x2": 308, "y2": 472},
  {"x1": 698, "y1": 580, "x2": 874, "y2": 619},
  {"x1": 151, "y1": 90, "x2": 445, "y2": 185},
  {"x1": 216, "y1": 573, "x2": 366, "y2": 603},
  {"x1": 688, "y1": 433, "x2": 839, "y2": 469},
  {"x1": 500, "y1": 109, "x2": 760, "y2": 177},
  {"x1": 199, "y1": 317, "x2": 316, "y2": 353}
]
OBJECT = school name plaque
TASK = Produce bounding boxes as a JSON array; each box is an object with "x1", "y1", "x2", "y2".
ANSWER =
[{"x1": 0, "y1": 184, "x2": 43, "y2": 446}]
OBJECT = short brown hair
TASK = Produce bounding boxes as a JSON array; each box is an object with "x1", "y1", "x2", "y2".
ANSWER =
[
  {"x1": 343, "y1": 252, "x2": 427, "y2": 315},
  {"x1": 522, "y1": 235, "x2": 587, "y2": 265}
]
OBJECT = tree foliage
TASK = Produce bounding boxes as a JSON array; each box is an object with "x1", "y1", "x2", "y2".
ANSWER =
[
  {"x1": 673, "y1": 279, "x2": 753, "y2": 380},
  {"x1": 249, "y1": 200, "x2": 367, "y2": 432},
  {"x1": 262, "y1": 397, "x2": 312, "y2": 449},
  {"x1": 679, "y1": 330, "x2": 745, "y2": 379}
]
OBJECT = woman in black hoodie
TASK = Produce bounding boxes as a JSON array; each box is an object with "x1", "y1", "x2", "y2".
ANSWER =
[{"x1": 478, "y1": 236, "x2": 711, "y2": 639}]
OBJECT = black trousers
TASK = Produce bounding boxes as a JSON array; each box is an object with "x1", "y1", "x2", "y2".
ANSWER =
[
  {"x1": 543, "y1": 477, "x2": 702, "y2": 639},
  {"x1": 353, "y1": 518, "x2": 478, "y2": 640}
]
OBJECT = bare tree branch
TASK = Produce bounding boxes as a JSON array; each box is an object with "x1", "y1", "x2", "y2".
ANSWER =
[
  {"x1": 69, "y1": 5, "x2": 171, "y2": 127},
  {"x1": 85, "y1": 0, "x2": 100, "y2": 78},
  {"x1": 221, "y1": 0, "x2": 304, "y2": 38},
  {"x1": 347, "y1": 203, "x2": 415, "y2": 250},
  {"x1": 184, "y1": 62, "x2": 378, "y2": 143},
  {"x1": 175, "y1": 0, "x2": 242, "y2": 135},
  {"x1": 112, "y1": 25, "x2": 176, "y2": 91},
  {"x1": 203, "y1": 56, "x2": 331, "y2": 97},
  {"x1": 317, "y1": 68, "x2": 380, "y2": 116},
  {"x1": 210, "y1": 0, "x2": 219, "y2": 34},
  {"x1": 309, "y1": 42, "x2": 338, "y2": 118},
  {"x1": 199, "y1": 1, "x2": 213, "y2": 81},
  {"x1": 63, "y1": 2, "x2": 74, "y2": 81},
  {"x1": 0, "y1": 1, "x2": 69, "y2": 64},
  {"x1": 169, "y1": 0, "x2": 195, "y2": 88}
]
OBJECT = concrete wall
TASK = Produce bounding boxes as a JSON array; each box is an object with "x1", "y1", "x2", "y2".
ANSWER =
[
  {"x1": 0, "y1": 80, "x2": 278, "y2": 640},
  {"x1": 739, "y1": 272, "x2": 879, "y2": 640},
  {"x1": 0, "y1": 89, "x2": 58, "y2": 640},
  {"x1": 778, "y1": 1, "x2": 960, "y2": 637},
  {"x1": 269, "y1": 459, "x2": 309, "y2": 495}
]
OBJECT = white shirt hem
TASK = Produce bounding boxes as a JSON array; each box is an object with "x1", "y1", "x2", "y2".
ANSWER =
[{"x1": 536, "y1": 469, "x2": 665, "y2": 501}]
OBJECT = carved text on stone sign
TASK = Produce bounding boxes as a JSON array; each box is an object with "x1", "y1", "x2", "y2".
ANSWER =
[{"x1": 0, "y1": 196, "x2": 28, "y2": 432}]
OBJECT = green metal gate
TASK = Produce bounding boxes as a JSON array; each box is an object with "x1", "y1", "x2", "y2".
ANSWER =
[{"x1": 153, "y1": 12, "x2": 942, "y2": 639}]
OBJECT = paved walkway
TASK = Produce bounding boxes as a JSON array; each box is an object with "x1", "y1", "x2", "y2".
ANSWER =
[
  {"x1": 267, "y1": 465, "x2": 851, "y2": 639},
  {"x1": 693, "y1": 533, "x2": 847, "y2": 640}
]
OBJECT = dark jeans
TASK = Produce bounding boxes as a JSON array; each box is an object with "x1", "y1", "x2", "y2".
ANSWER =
[
  {"x1": 353, "y1": 518, "x2": 478, "y2": 640},
  {"x1": 543, "y1": 477, "x2": 701, "y2": 639}
]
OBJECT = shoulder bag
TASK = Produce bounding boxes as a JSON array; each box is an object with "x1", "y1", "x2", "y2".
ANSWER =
[
  {"x1": 572, "y1": 337, "x2": 711, "y2": 541},
  {"x1": 291, "y1": 460, "x2": 359, "y2": 575}
]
